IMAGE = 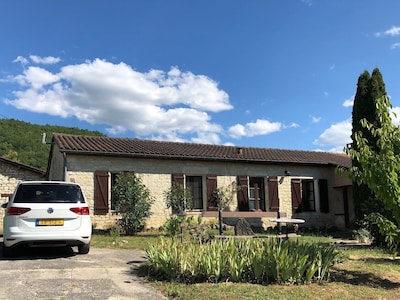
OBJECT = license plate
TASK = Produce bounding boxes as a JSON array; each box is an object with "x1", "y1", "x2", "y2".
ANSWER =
[{"x1": 36, "y1": 219, "x2": 64, "y2": 226}]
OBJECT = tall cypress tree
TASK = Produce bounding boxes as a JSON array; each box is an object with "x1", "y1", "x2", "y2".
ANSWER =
[{"x1": 351, "y1": 68, "x2": 387, "y2": 220}]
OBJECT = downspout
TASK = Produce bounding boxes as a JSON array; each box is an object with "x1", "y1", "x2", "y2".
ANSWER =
[{"x1": 63, "y1": 152, "x2": 67, "y2": 182}]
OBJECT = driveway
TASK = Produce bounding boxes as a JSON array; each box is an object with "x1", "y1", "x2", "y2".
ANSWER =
[{"x1": 0, "y1": 243, "x2": 166, "y2": 300}]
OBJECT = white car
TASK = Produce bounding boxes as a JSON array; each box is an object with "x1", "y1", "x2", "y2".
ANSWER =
[{"x1": 2, "y1": 181, "x2": 92, "y2": 256}]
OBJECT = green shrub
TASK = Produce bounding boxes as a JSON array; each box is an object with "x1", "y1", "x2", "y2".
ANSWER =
[
  {"x1": 112, "y1": 172, "x2": 155, "y2": 235},
  {"x1": 164, "y1": 183, "x2": 193, "y2": 213},
  {"x1": 144, "y1": 237, "x2": 340, "y2": 285}
]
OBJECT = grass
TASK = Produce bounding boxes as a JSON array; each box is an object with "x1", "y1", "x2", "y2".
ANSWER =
[
  {"x1": 91, "y1": 230, "x2": 160, "y2": 250},
  {"x1": 91, "y1": 232, "x2": 400, "y2": 299}
]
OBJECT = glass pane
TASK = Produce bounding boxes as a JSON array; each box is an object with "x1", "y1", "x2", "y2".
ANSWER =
[{"x1": 186, "y1": 176, "x2": 203, "y2": 209}]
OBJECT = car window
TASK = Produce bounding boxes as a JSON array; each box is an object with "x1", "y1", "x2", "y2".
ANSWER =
[{"x1": 14, "y1": 184, "x2": 85, "y2": 204}]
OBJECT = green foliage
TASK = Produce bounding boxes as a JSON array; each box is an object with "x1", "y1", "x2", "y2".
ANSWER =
[
  {"x1": 164, "y1": 183, "x2": 193, "y2": 213},
  {"x1": 0, "y1": 118, "x2": 104, "y2": 169},
  {"x1": 351, "y1": 68, "x2": 386, "y2": 220},
  {"x1": 112, "y1": 172, "x2": 155, "y2": 235},
  {"x1": 163, "y1": 216, "x2": 187, "y2": 237},
  {"x1": 144, "y1": 237, "x2": 340, "y2": 285},
  {"x1": 346, "y1": 94, "x2": 400, "y2": 251},
  {"x1": 352, "y1": 220, "x2": 374, "y2": 244},
  {"x1": 213, "y1": 182, "x2": 237, "y2": 210},
  {"x1": 162, "y1": 215, "x2": 213, "y2": 243}
]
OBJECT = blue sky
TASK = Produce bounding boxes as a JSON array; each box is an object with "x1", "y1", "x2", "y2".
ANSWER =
[{"x1": 1, "y1": 0, "x2": 400, "y2": 152}]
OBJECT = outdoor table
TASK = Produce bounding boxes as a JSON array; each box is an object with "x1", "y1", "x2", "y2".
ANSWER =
[{"x1": 269, "y1": 218, "x2": 305, "y2": 238}]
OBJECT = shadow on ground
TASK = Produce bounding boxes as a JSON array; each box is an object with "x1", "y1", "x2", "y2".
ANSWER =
[{"x1": 0, "y1": 242, "x2": 77, "y2": 260}]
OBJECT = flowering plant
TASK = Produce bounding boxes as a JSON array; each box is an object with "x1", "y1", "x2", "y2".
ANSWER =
[{"x1": 213, "y1": 181, "x2": 238, "y2": 210}]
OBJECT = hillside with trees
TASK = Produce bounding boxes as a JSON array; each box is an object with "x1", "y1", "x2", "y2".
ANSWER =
[{"x1": 0, "y1": 118, "x2": 105, "y2": 170}]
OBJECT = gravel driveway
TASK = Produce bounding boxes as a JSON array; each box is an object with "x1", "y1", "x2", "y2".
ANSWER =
[{"x1": 0, "y1": 243, "x2": 166, "y2": 300}]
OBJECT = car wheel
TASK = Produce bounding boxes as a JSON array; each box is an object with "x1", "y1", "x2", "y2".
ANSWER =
[
  {"x1": 78, "y1": 243, "x2": 90, "y2": 254},
  {"x1": 2, "y1": 244, "x2": 12, "y2": 258}
]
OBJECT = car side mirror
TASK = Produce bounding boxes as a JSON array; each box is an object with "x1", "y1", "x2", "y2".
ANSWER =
[{"x1": 1, "y1": 202, "x2": 8, "y2": 209}]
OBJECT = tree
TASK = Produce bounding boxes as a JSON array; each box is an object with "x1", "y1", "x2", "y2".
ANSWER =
[
  {"x1": 112, "y1": 172, "x2": 155, "y2": 235},
  {"x1": 164, "y1": 183, "x2": 193, "y2": 214},
  {"x1": 346, "y1": 94, "x2": 400, "y2": 251},
  {"x1": 351, "y1": 68, "x2": 386, "y2": 219}
]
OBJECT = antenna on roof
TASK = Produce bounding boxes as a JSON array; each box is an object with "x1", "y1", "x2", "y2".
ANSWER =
[{"x1": 42, "y1": 133, "x2": 52, "y2": 145}]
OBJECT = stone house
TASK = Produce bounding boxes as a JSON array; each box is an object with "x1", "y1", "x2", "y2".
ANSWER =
[
  {"x1": 46, "y1": 133, "x2": 354, "y2": 231},
  {"x1": 0, "y1": 157, "x2": 45, "y2": 230}
]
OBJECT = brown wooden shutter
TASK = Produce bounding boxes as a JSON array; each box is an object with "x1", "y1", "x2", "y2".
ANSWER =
[
  {"x1": 172, "y1": 173, "x2": 184, "y2": 185},
  {"x1": 206, "y1": 174, "x2": 218, "y2": 211},
  {"x1": 94, "y1": 170, "x2": 109, "y2": 215},
  {"x1": 237, "y1": 175, "x2": 249, "y2": 211},
  {"x1": 291, "y1": 179, "x2": 302, "y2": 213},
  {"x1": 268, "y1": 176, "x2": 279, "y2": 212},
  {"x1": 319, "y1": 179, "x2": 329, "y2": 213}
]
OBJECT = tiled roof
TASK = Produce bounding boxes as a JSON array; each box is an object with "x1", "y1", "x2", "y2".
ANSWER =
[
  {"x1": 52, "y1": 133, "x2": 351, "y2": 168},
  {"x1": 0, "y1": 157, "x2": 45, "y2": 175}
]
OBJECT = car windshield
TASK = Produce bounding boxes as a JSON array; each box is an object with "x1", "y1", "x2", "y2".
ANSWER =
[{"x1": 14, "y1": 184, "x2": 85, "y2": 203}]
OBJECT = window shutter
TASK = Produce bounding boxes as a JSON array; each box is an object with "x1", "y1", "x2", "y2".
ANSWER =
[
  {"x1": 94, "y1": 170, "x2": 109, "y2": 215},
  {"x1": 291, "y1": 179, "x2": 302, "y2": 213},
  {"x1": 206, "y1": 174, "x2": 217, "y2": 211},
  {"x1": 268, "y1": 176, "x2": 279, "y2": 211},
  {"x1": 171, "y1": 173, "x2": 184, "y2": 185},
  {"x1": 319, "y1": 179, "x2": 329, "y2": 213},
  {"x1": 237, "y1": 175, "x2": 249, "y2": 211}
]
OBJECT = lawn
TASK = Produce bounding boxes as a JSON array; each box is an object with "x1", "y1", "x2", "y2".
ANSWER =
[{"x1": 91, "y1": 232, "x2": 400, "y2": 299}]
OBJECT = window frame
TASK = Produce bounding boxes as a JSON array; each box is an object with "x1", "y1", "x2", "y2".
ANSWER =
[
  {"x1": 185, "y1": 175, "x2": 204, "y2": 210},
  {"x1": 291, "y1": 178, "x2": 316, "y2": 213}
]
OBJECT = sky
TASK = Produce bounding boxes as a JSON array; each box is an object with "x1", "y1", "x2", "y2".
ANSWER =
[{"x1": 1, "y1": 0, "x2": 400, "y2": 153}]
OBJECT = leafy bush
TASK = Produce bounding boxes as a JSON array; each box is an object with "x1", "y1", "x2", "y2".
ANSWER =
[
  {"x1": 162, "y1": 215, "x2": 213, "y2": 243},
  {"x1": 112, "y1": 172, "x2": 155, "y2": 235},
  {"x1": 144, "y1": 237, "x2": 340, "y2": 285},
  {"x1": 164, "y1": 183, "x2": 193, "y2": 214},
  {"x1": 163, "y1": 216, "x2": 187, "y2": 237}
]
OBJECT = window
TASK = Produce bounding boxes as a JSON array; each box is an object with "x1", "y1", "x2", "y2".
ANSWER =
[
  {"x1": 186, "y1": 176, "x2": 203, "y2": 209},
  {"x1": 94, "y1": 171, "x2": 127, "y2": 215},
  {"x1": 249, "y1": 177, "x2": 265, "y2": 211},
  {"x1": 302, "y1": 179, "x2": 315, "y2": 211},
  {"x1": 291, "y1": 179, "x2": 315, "y2": 212},
  {"x1": 237, "y1": 176, "x2": 266, "y2": 211}
]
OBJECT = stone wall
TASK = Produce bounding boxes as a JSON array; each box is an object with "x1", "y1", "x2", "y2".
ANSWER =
[
  {"x1": 49, "y1": 154, "x2": 350, "y2": 230},
  {"x1": 0, "y1": 161, "x2": 44, "y2": 232}
]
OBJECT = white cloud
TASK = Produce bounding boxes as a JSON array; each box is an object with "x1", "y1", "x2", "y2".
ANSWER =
[
  {"x1": 311, "y1": 116, "x2": 321, "y2": 123},
  {"x1": 375, "y1": 26, "x2": 400, "y2": 37},
  {"x1": 342, "y1": 96, "x2": 354, "y2": 107},
  {"x1": 390, "y1": 106, "x2": 400, "y2": 126},
  {"x1": 228, "y1": 119, "x2": 282, "y2": 139},
  {"x1": 391, "y1": 43, "x2": 400, "y2": 50},
  {"x1": 30, "y1": 55, "x2": 61, "y2": 64},
  {"x1": 314, "y1": 119, "x2": 352, "y2": 149},
  {"x1": 12, "y1": 66, "x2": 60, "y2": 89},
  {"x1": 4, "y1": 58, "x2": 232, "y2": 143},
  {"x1": 314, "y1": 106, "x2": 400, "y2": 152},
  {"x1": 13, "y1": 56, "x2": 29, "y2": 65},
  {"x1": 287, "y1": 122, "x2": 299, "y2": 128}
]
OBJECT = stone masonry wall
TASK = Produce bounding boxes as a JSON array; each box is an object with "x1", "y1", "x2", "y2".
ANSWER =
[
  {"x1": 0, "y1": 162, "x2": 44, "y2": 233},
  {"x1": 56, "y1": 154, "x2": 347, "y2": 230}
]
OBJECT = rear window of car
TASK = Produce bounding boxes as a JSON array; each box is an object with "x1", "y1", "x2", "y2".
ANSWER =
[{"x1": 13, "y1": 184, "x2": 85, "y2": 204}]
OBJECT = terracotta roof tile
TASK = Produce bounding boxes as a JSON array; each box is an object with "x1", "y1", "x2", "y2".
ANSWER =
[{"x1": 52, "y1": 133, "x2": 351, "y2": 168}]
